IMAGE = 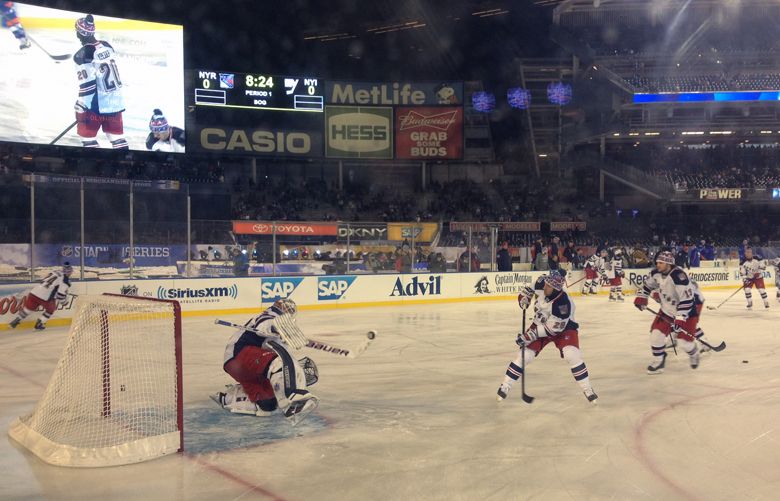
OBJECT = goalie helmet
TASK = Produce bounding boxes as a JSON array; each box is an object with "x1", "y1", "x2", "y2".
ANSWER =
[
  {"x1": 272, "y1": 298, "x2": 297, "y2": 317},
  {"x1": 62, "y1": 262, "x2": 73, "y2": 276},
  {"x1": 655, "y1": 251, "x2": 675, "y2": 265}
]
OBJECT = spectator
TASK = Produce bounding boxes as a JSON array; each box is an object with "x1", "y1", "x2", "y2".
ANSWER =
[
  {"x1": 457, "y1": 246, "x2": 480, "y2": 272},
  {"x1": 689, "y1": 243, "x2": 701, "y2": 267},
  {"x1": 562, "y1": 241, "x2": 578, "y2": 267},
  {"x1": 675, "y1": 246, "x2": 690, "y2": 269},
  {"x1": 548, "y1": 236, "x2": 560, "y2": 271},
  {"x1": 497, "y1": 241, "x2": 512, "y2": 272},
  {"x1": 700, "y1": 240, "x2": 715, "y2": 261}
]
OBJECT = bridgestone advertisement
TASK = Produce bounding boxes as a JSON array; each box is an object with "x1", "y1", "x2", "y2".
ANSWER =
[
  {"x1": 325, "y1": 106, "x2": 393, "y2": 159},
  {"x1": 395, "y1": 107, "x2": 463, "y2": 160}
]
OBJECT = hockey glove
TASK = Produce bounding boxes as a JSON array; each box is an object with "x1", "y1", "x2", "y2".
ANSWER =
[
  {"x1": 74, "y1": 100, "x2": 88, "y2": 120},
  {"x1": 634, "y1": 296, "x2": 648, "y2": 311},
  {"x1": 517, "y1": 325, "x2": 540, "y2": 346},
  {"x1": 742, "y1": 278, "x2": 753, "y2": 288},
  {"x1": 517, "y1": 286, "x2": 534, "y2": 310}
]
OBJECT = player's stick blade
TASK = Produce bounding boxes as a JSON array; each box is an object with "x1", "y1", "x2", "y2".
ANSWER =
[{"x1": 521, "y1": 393, "x2": 534, "y2": 404}]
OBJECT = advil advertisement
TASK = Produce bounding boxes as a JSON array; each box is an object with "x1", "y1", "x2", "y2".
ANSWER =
[{"x1": 395, "y1": 107, "x2": 463, "y2": 160}]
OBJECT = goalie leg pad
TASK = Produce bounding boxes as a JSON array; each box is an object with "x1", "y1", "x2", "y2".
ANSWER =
[{"x1": 267, "y1": 345, "x2": 309, "y2": 410}]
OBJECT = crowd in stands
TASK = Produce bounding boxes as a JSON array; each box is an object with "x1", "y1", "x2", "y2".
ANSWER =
[
  {"x1": 624, "y1": 73, "x2": 780, "y2": 93},
  {"x1": 609, "y1": 143, "x2": 780, "y2": 190}
]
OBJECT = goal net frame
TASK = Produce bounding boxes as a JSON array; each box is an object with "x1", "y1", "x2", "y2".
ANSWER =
[{"x1": 8, "y1": 293, "x2": 183, "y2": 467}]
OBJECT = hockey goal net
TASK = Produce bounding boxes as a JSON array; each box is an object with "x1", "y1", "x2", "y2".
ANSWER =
[{"x1": 8, "y1": 294, "x2": 183, "y2": 467}]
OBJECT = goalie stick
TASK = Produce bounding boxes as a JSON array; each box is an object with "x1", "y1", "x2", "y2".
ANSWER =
[
  {"x1": 644, "y1": 307, "x2": 726, "y2": 352},
  {"x1": 214, "y1": 319, "x2": 373, "y2": 359}
]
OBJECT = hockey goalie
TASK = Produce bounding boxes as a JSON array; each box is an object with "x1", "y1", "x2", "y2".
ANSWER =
[{"x1": 211, "y1": 299, "x2": 319, "y2": 426}]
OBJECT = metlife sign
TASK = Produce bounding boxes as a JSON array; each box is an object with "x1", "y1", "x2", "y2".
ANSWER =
[
  {"x1": 261, "y1": 277, "x2": 304, "y2": 302},
  {"x1": 317, "y1": 276, "x2": 357, "y2": 301},
  {"x1": 325, "y1": 106, "x2": 393, "y2": 159}
]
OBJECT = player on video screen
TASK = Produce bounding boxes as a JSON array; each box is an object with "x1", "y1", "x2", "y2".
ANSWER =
[
  {"x1": 146, "y1": 109, "x2": 185, "y2": 153},
  {"x1": 73, "y1": 14, "x2": 128, "y2": 149},
  {"x1": 1, "y1": 2, "x2": 31, "y2": 49}
]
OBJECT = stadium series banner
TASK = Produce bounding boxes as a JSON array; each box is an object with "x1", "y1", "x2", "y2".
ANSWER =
[{"x1": 395, "y1": 107, "x2": 463, "y2": 160}]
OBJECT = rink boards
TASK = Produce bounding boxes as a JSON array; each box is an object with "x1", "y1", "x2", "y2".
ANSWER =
[{"x1": 0, "y1": 266, "x2": 775, "y2": 330}]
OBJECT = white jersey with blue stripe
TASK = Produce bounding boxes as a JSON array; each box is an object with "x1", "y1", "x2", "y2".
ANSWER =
[
  {"x1": 533, "y1": 289, "x2": 578, "y2": 336},
  {"x1": 222, "y1": 306, "x2": 282, "y2": 365},
  {"x1": 74, "y1": 41, "x2": 125, "y2": 114},
  {"x1": 637, "y1": 267, "x2": 696, "y2": 321}
]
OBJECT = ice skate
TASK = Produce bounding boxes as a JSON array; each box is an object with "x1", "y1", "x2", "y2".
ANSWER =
[
  {"x1": 616, "y1": 295, "x2": 625, "y2": 302},
  {"x1": 34, "y1": 320, "x2": 45, "y2": 330},
  {"x1": 496, "y1": 382, "x2": 511, "y2": 401},
  {"x1": 211, "y1": 384, "x2": 271, "y2": 416},
  {"x1": 283, "y1": 391, "x2": 319, "y2": 426},
  {"x1": 647, "y1": 353, "x2": 667, "y2": 374},
  {"x1": 609, "y1": 294, "x2": 616, "y2": 302},
  {"x1": 19, "y1": 38, "x2": 31, "y2": 49},
  {"x1": 689, "y1": 350, "x2": 700, "y2": 370},
  {"x1": 583, "y1": 388, "x2": 598, "y2": 404},
  {"x1": 8, "y1": 318, "x2": 20, "y2": 329}
]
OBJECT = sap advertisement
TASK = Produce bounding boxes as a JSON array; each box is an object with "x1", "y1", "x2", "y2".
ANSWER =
[{"x1": 0, "y1": 3, "x2": 184, "y2": 152}]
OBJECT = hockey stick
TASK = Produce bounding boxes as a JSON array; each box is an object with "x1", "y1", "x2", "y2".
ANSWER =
[
  {"x1": 28, "y1": 35, "x2": 70, "y2": 61},
  {"x1": 643, "y1": 307, "x2": 677, "y2": 355},
  {"x1": 50, "y1": 120, "x2": 77, "y2": 145},
  {"x1": 644, "y1": 307, "x2": 726, "y2": 352},
  {"x1": 520, "y1": 308, "x2": 534, "y2": 404},
  {"x1": 214, "y1": 319, "x2": 373, "y2": 359},
  {"x1": 566, "y1": 275, "x2": 586, "y2": 288},
  {"x1": 706, "y1": 282, "x2": 749, "y2": 310}
]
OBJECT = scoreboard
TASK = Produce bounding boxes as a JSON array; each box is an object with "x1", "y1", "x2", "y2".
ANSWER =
[{"x1": 194, "y1": 70, "x2": 324, "y2": 112}]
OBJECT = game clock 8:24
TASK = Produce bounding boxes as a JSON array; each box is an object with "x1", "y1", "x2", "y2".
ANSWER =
[{"x1": 244, "y1": 75, "x2": 275, "y2": 88}]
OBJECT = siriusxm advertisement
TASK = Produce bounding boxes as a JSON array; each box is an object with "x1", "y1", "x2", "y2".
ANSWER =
[{"x1": 0, "y1": 3, "x2": 184, "y2": 152}]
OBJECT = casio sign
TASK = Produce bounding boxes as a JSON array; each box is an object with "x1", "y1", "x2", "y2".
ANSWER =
[{"x1": 200, "y1": 128, "x2": 311, "y2": 154}]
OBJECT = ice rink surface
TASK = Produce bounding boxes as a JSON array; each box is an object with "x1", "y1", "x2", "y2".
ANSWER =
[{"x1": 1, "y1": 289, "x2": 779, "y2": 501}]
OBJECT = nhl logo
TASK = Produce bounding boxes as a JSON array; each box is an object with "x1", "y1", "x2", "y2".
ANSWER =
[
  {"x1": 120, "y1": 285, "x2": 138, "y2": 296},
  {"x1": 61, "y1": 245, "x2": 73, "y2": 257}
]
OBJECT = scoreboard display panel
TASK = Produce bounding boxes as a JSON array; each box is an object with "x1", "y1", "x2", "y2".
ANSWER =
[{"x1": 194, "y1": 70, "x2": 324, "y2": 112}]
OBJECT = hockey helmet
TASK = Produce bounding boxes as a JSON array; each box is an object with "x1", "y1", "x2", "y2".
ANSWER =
[
  {"x1": 149, "y1": 109, "x2": 169, "y2": 134},
  {"x1": 544, "y1": 271, "x2": 565, "y2": 291},
  {"x1": 273, "y1": 298, "x2": 297, "y2": 317},
  {"x1": 655, "y1": 251, "x2": 675, "y2": 265},
  {"x1": 62, "y1": 262, "x2": 74, "y2": 276},
  {"x1": 614, "y1": 248, "x2": 623, "y2": 256}
]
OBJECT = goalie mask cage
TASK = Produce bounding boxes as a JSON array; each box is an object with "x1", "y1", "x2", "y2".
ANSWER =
[{"x1": 8, "y1": 294, "x2": 183, "y2": 467}]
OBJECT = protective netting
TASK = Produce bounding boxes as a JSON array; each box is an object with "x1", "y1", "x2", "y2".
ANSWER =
[{"x1": 8, "y1": 294, "x2": 182, "y2": 467}]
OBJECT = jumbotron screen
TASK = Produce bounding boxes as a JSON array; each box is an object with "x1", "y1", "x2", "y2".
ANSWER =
[{"x1": 0, "y1": 3, "x2": 184, "y2": 152}]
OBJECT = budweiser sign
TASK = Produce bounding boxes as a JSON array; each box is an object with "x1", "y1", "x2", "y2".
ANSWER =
[
  {"x1": 232, "y1": 221, "x2": 339, "y2": 236},
  {"x1": 398, "y1": 110, "x2": 459, "y2": 131},
  {"x1": 395, "y1": 106, "x2": 463, "y2": 160}
]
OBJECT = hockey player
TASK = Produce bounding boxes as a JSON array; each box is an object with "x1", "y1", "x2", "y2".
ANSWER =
[
  {"x1": 634, "y1": 251, "x2": 701, "y2": 374},
  {"x1": 8, "y1": 263, "x2": 72, "y2": 330},
  {"x1": 498, "y1": 272, "x2": 598, "y2": 404},
  {"x1": 601, "y1": 248, "x2": 625, "y2": 301},
  {"x1": 772, "y1": 257, "x2": 780, "y2": 302},
  {"x1": 145, "y1": 109, "x2": 185, "y2": 153},
  {"x1": 518, "y1": 269, "x2": 567, "y2": 310},
  {"x1": 740, "y1": 247, "x2": 769, "y2": 309},
  {"x1": 73, "y1": 14, "x2": 128, "y2": 149},
  {"x1": 212, "y1": 299, "x2": 319, "y2": 425},
  {"x1": 581, "y1": 252, "x2": 602, "y2": 295},
  {"x1": 1, "y1": 2, "x2": 30, "y2": 49}
]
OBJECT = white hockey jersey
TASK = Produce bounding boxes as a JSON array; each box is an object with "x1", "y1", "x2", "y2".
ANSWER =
[
  {"x1": 739, "y1": 257, "x2": 766, "y2": 281},
  {"x1": 223, "y1": 305, "x2": 282, "y2": 365},
  {"x1": 74, "y1": 41, "x2": 125, "y2": 114},
  {"x1": 29, "y1": 270, "x2": 70, "y2": 302},
  {"x1": 601, "y1": 257, "x2": 623, "y2": 280},
  {"x1": 146, "y1": 127, "x2": 186, "y2": 153},
  {"x1": 585, "y1": 254, "x2": 602, "y2": 271},
  {"x1": 532, "y1": 289, "x2": 578, "y2": 336},
  {"x1": 638, "y1": 267, "x2": 696, "y2": 320}
]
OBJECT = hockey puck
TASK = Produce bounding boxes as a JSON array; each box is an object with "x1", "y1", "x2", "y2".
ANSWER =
[
  {"x1": 742, "y1": 360, "x2": 749, "y2": 364},
  {"x1": 367, "y1": 330, "x2": 377, "y2": 340}
]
